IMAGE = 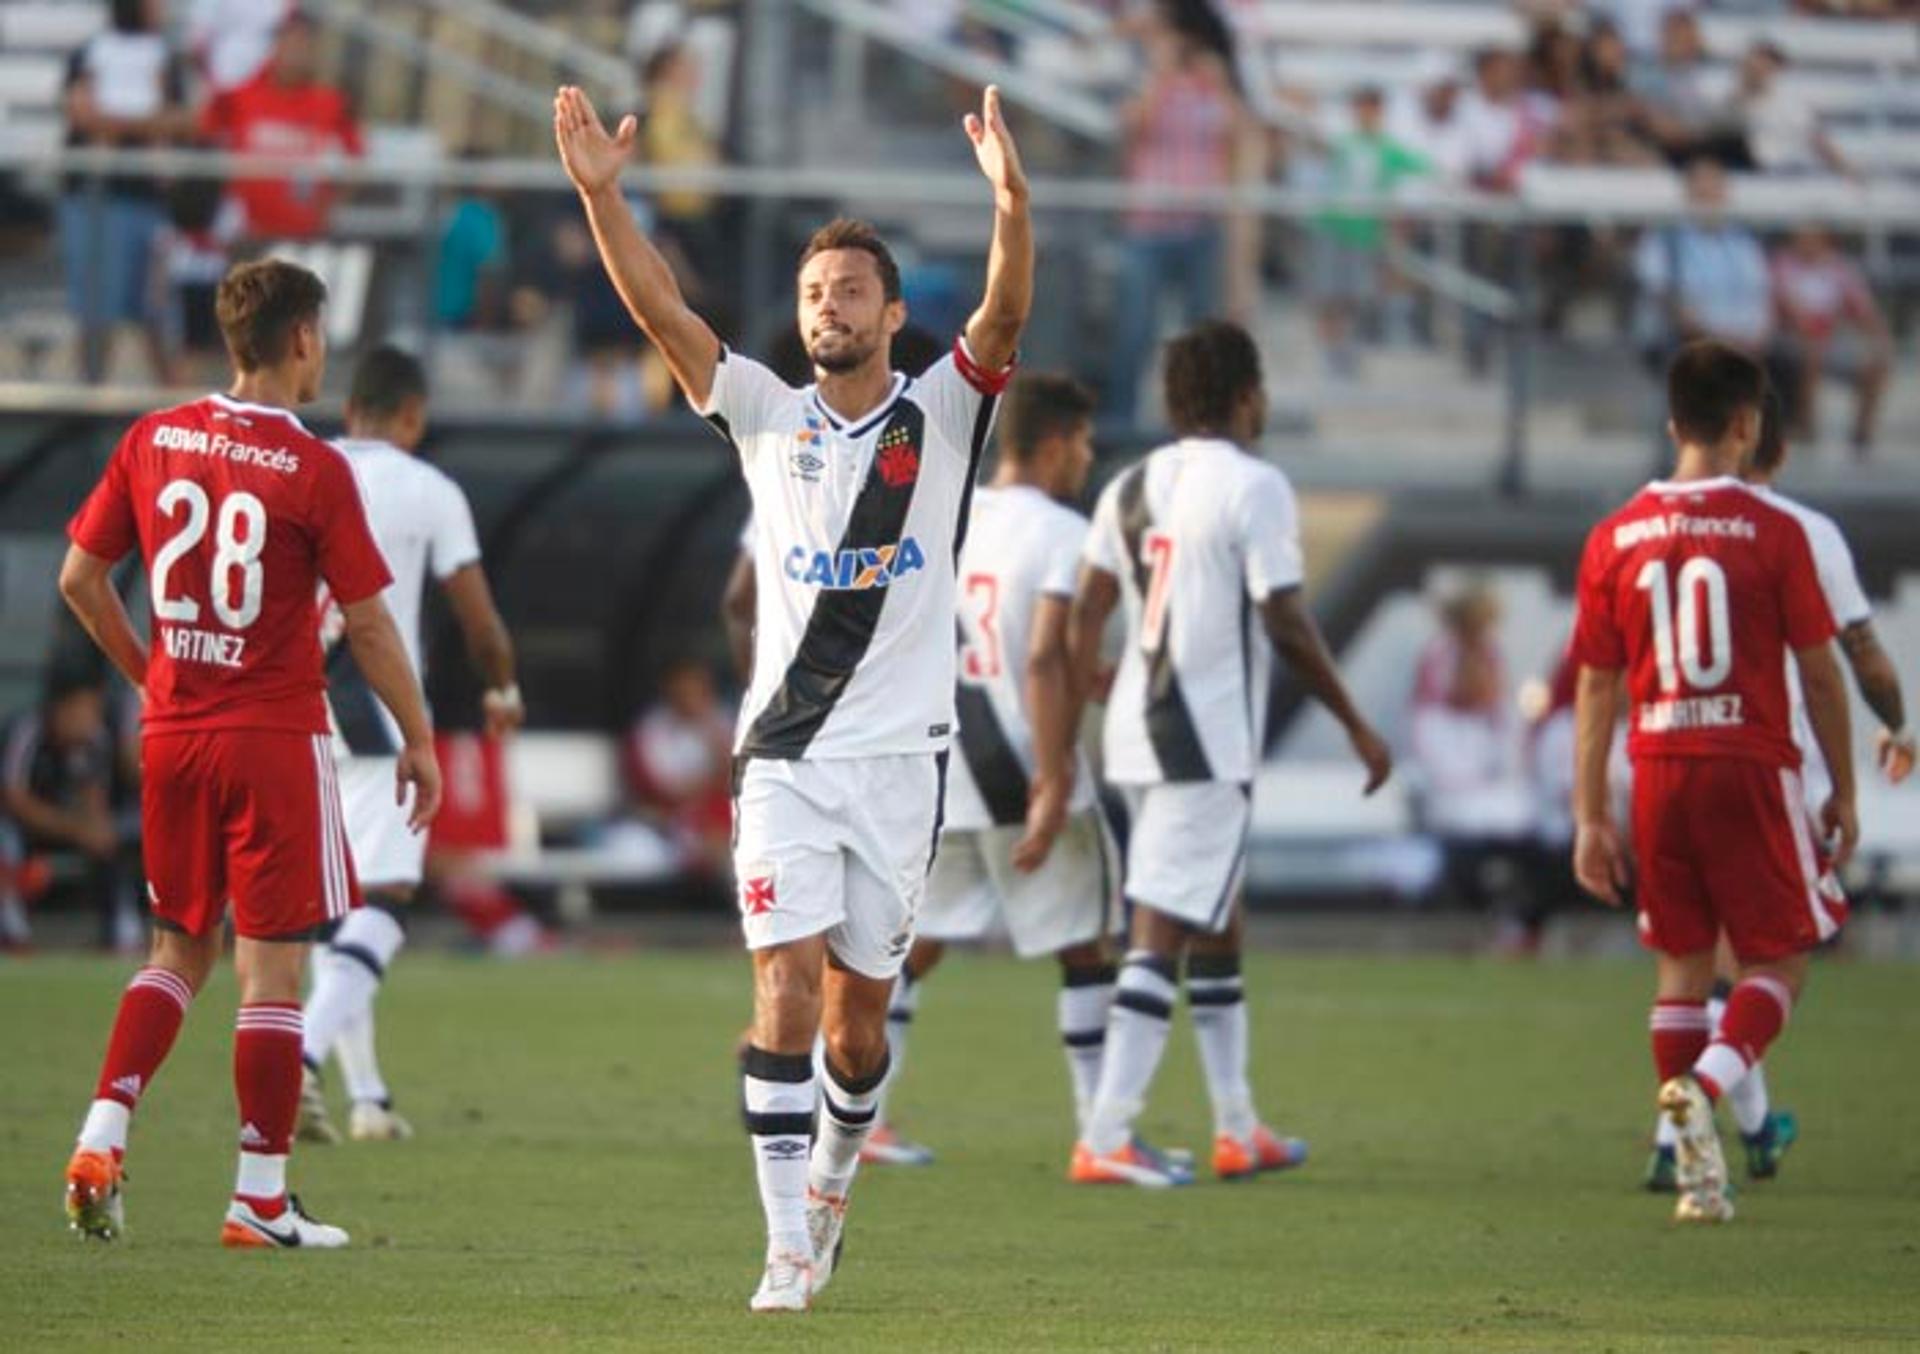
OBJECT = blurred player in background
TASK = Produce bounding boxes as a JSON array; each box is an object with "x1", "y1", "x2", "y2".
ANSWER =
[
  {"x1": 1572, "y1": 341, "x2": 1857, "y2": 1225},
  {"x1": 868, "y1": 373, "x2": 1120, "y2": 1166},
  {"x1": 298, "y1": 344, "x2": 522, "y2": 1147},
  {"x1": 58, "y1": 259, "x2": 440, "y2": 1247},
  {"x1": 1066, "y1": 321, "x2": 1393, "y2": 1188},
  {"x1": 1642, "y1": 381, "x2": 1912, "y2": 1192},
  {"x1": 556, "y1": 82, "x2": 1031, "y2": 1310}
]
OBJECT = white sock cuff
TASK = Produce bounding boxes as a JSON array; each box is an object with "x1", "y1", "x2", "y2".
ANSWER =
[
  {"x1": 1739, "y1": 975, "x2": 1794, "y2": 1024},
  {"x1": 1115, "y1": 953, "x2": 1178, "y2": 1019},
  {"x1": 77, "y1": 1099, "x2": 132, "y2": 1155},
  {"x1": 129, "y1": 966, "x2": 194, "y2": 1013},
  {"x1": 1649, "y1": 1000, "x2": 1711, "y2": 1032},
  {"x1": 1694, "y1": 1041, "x2": 1749, "y2": 1097},
  {"x1": 233, "y1": 1151, "x2": 287, "y2": 1200},
  {"x1": 1058, "y1": 984, "x2": 1112, "y2": 1039},
  {"x1": 332, "y1": 906, "x2": 406, "y2": 975}
]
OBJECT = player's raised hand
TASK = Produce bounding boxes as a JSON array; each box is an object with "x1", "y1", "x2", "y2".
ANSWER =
[
  {"x1": 964, "y1": 85, "x2": 1029, "y2": 206},
  {"x1": 1876, "y1": 727, "x2": 1915, "y2": 785},
  {"x1": 554, "y1": 85, "x2": 637, "y2": 196},
  {"x1": 1349, "y1": 723, "x2": 1393, "y2": 797},
  {"x1": 397, "y1": 744, "x2": 443, "y2": 835},
  {"x1": 1820, "y1": 794, "x2": 1860, "y2": 871},
  {"x1": 1573, "y1": 819, "x2": 1631, "y2": 908}
]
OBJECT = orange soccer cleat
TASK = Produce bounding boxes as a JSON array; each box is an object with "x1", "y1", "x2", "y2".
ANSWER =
[
  {"x1": 64, "y1": 1148, "x2": 125, "y2": 1240},
  {"x1": 1068, "y1": 1138, "x2": 1191, "y2": 1189},
  {"x1": 1213, "y1": 1125, "x2": 1309, "y2": 1181}
]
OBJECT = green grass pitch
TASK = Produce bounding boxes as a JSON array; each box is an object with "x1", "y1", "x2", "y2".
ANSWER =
[{"x1": 3, "y1": 950, "x2": 1918, "y2": 1351}]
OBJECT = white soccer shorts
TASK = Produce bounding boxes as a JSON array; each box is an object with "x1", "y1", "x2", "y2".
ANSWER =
[
  {"x1": 1122, "y1": 782, "x2": 1252, "y2": 933},
  {"x1": 337, "y1": 754, "x2": 428, "y2": 891},
  {"x1": 920, "y1": 810, "x2": 1123, "y2": 958},
  {"x1": 732, "y1": 754, "x2": 944, "y2": 980}
]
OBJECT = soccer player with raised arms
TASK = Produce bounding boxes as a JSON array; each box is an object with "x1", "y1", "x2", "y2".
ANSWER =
[
  {"x1": 554, "y1": 84, "x2": 1031, "y2": 1309},
  {"x1": 59, "y1": 259, "x2": 442, "y2": 1248},
  {"x1": 1065, "y1": 321, "x2": 1393, "y2": 1186},
  {"x1": 1572, "y1": 341, "x2": 1858, "y2": 1224}
]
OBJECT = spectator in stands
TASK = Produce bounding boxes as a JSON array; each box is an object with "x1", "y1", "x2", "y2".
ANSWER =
[
  {"x1": 1631, "y1": 10, "x2": 1749, "y2": 166},
  {"x1": 200, "y1": 11, "x2": 363, "y2": 240},
  {"x1": 151, "y1": 173, "x2": 238, "y2": 385},
  {"x1": 60, "y1": 0, "x2": 192, "y2": 379},
  {"x1": 624, "y1": 659, "x2": 735, "y2": 879},
  {"x1": 639, "y1": 43, "x2": 724, "y2": 309},
  {"x1": 1726, "y1": 41, "x2": 1855, "y2": 177},
  {"x1": 435, "y1": 153, "x2": 510, "y2": 332},
  {"x1": 0, "y1": 669, "x2": 142, "y2": 952},
  {"x1": 1456, "y1": 48, "x2": 1541, "y2": 192},
  {"x1": 1406, "y1": 580, "x2": 1533, "y2": 941},
  {"x1": 1105, "y1": 0, "x2": 1255, "y2": 420},
  {"x1": 1310, "y1": 87, "x2": 1430, "y2": 376},
  {"x1": 1388, "y1": 59, "x2": 1471, "y2": 184},
  {"x1": 1772, "y1": 225, "x2": 1893, "y2": 456},
  {"x1": 1591, "y1": 0, "x2": 1698, "y2": 58},
  {"x1": 1634, "y1": 158, "x2": 1777, "y2": 359},
  {"x1": 186, "y1": 0, "x2": 293, "y2": 93},
  {"x1": 1571, "y1": 20, "x2": 1664, "y2": 166}
]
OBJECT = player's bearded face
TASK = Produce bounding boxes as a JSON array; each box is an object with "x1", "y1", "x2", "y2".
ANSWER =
[{"x1": 798, "y1": 252, "x2": 899, "y2": 375}]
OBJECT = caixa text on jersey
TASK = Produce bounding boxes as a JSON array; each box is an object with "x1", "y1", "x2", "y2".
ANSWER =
[{"x1": 784, "y1": 538, "x2": 927, "y2": 591}]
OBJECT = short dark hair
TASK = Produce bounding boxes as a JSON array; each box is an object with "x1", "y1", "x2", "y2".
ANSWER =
[
  {"x1": 797, "y1": 218, "x2": 901, "y2": 303},
  {"x1": 997, "y1": 373, "x2": 1094, "y2": 462},
  {"x1": 349, "y1": 344, "x2": 429, "y2": 419},
  {"x1": 1164, "y1": 320, "x2": 1262, "y2": 436},
  {"x1": 1666, "y1": 340, "x2": 1765, "y2": 448},
  {"x1": 216, "y1": 258, "x2": 327, "y2": 372},
  {"x1": 1750, "y1": 380, "x2": 1787, "y2": 476}
]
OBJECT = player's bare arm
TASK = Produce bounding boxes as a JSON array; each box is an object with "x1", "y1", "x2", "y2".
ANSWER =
[
  {"x1": 1838, "y1": 621, "x2": 1913, "y2": 783},
  {"x1": 1065, "y1": 564, "x2": 1119, "y2": 728},
  {"x1": 1258, "y1": 589, "x2": 1392, "y2": 795},
  {"x1": 961, "y1": 86, "x2": 1033, "y2": 373},
  {"x1": 1571, "y1": 665, "x2": 1630, "y2": 907},
  {"x1": 722, "y1": 550, "x2": 756, "y2": 685},
  {"x1": 1795, "y1": 642, "x2": 1860, "y2": 867},
  {"x1": 340, "y1": 595, "x2": 443, "y2": 831},
  {"x1": 1013, "y1": 595, "x2": 1074, "y2": 873},
  {"x1": 57, "y1": 544, "x2": 147, "y2": 696},
  {"x1": 441, "y1": 564, "x2": 522, "y2": 738},
  {"x1": 554, "y1": 85, "x2": 722, "y2": 408}
]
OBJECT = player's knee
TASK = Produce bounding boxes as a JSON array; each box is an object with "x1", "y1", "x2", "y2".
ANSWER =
[
  {"x1": 1126, "y1": 903, "x2": 1187, "y2": 958},
  {"x1": 822, "y1": 1020, "x2": 889, "y2": 1083},
  {"x1": 752, "y1": 956, "x2": 823, "y2": 1050},
  {"x1": 148, "y1": 927, "x2": 218, "y2": 993},
  {"x1": 907, "y1": 938, "x2": 945, "y2": 978}
]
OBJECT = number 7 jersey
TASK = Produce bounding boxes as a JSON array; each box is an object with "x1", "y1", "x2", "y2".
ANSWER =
[
  {"x1": 67, "y1": 394, "x2": 393, "y2": 735},
  {"x1": 1570, "y1": 475, "x2": 1836, "y2": 768}
]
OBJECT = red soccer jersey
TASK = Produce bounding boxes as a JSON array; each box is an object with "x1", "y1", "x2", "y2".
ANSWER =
[
  {"x1": 1570, "y1": 476, "x2": 1836, "y2": 768},
  {"x1": 68, "y1": 394, "x2": 392, "y2": 736},
  {"x1": 200, "y1": 75, "x2": 361, "y2": 238}
]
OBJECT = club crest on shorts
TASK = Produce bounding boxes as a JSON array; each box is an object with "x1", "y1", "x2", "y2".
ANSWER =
[{"x1": 741, "y1": 872, "x2": 777, "y2": 917}]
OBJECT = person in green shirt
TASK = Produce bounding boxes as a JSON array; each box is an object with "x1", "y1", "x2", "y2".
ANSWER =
[{"x1": 1310, "y1": 87, "x2": 1430, "y2": 376}]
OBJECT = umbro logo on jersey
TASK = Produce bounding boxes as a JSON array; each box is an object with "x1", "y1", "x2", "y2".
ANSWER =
[
  {"x1": 790, "y1": 447, "x2": 825, "y2": 483},
  {"x1": 783, "y1": 538, "x2": 927, "y2": 591}
]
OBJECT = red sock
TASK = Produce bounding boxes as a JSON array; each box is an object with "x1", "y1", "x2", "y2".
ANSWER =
[
  {"x1": 92, "y1": 967, "x2": 195, "y2": 1110},
  {"x1": 1649, "y1": 999, "x2": 1711, "y2": 1082},
  {"x1": 1694, "y1": 977, "x2": 1793, "y2": 1100},
  {"x1": 233, "y1": 1003, "x2": 303, "y2": 1199}
]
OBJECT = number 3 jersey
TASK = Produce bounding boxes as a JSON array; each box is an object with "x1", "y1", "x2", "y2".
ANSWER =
[
  {"x1": 702, "y1": 338, "x2": 1009, "y2": 761},
  {"x1": 1571, "y1": 476, "x2": 1837, "y2": 769},
  {"x1": 1084, "y1": 437, "x2": 1305, "y2": 786},
  {"x1": 67, "y1": 394, "x2": 392, "y2": 735},
  {"x1": 945, "y1": 484, "x2": 1097, "y2": 832}
]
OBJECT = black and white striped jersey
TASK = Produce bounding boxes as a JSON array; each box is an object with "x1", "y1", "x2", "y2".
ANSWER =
[
  {"x1": 945, "y1": 484, "x2": 1097, "y2": 831},
  {"x1": 1083, "y1": 438, "x2": 1303, "y2": 785},
  {"x1": 702, "y1": 338, "x2": 1008, "y2": 761}
]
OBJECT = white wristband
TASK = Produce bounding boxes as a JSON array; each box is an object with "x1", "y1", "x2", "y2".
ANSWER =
[{"x1": 484, "y1": 683, "x2": 523, "y2": 709}]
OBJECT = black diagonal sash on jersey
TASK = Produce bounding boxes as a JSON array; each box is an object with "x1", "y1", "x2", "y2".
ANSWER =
[
  {"x1": 741, "y1": 403, "x2": 928, "y2": 759},
  {"x1": 1117, "y1": 465, "x2": 1214, "y2": 781},
  {"x1": 953, "y1": 619, "x2": 1031, "y2": 827},
  {"x1": 326, "y1": 643, "x2": 401, "y2": 756}
]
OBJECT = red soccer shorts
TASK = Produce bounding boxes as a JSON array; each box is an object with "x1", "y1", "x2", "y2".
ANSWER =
[
  {"x1": 142, "y1": 730, "x2": 359, "y2": 940},
  {"x1": 1630, "y1": 756, "x2": 1847, "y2": 964}
]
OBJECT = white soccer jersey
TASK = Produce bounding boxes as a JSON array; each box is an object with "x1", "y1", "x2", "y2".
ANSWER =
[
  {"x1": 1757, "y1": 487, "x2": 1871, "y2": 801},
  {"x1": 700, "y1": 338, "x2": 1008, "y2": 761},
  {"x1": 325, "y1": 437, "x2": 481, "y2": 754},
  {"x1": 945, "y1": 484, "x2": 1097, "y2": 832},
  {"x1": 1084, "y1": 437, "x2": 1304, "y2": 785}
]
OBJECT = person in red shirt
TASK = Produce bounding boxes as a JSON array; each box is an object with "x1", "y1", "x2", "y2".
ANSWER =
[
  {"x1": 199, "y1": 12, "x2": 362, "y2": 239},
  {"x1": 57, "y1": 258, "x2": 440, "y2": 1250},
  {"x1": 1569, "y1": 340, "x2": 1856, "y2": 1226}
]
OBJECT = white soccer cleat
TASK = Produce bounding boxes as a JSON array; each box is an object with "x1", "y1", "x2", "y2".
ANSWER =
[
  {"x1": 349, "y1": 1101, "x2": 414, "y2": 1142},
  {"x1": 748, "y1": 1249, "x2": 814, "y2": 1313},
  {"x1": 858, "y1": 1123, "x2": 934, "y2": 1166},
  {"x1": 296, "y1": 1068, "x2": 341, "y2": 1145},
  {"x1": 1658, "y1": 1075, "x2": 1734, "y2": 1225},
  {"x1": 805, "y1": 1187, "x2": 848, "y2": 1297},
  {"x1": 220, "y1": 1194, "x2": 350, "y2": 1249}
]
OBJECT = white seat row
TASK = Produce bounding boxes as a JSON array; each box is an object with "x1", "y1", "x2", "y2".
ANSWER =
[{"x1": 0, "y1": 1, "x2": 104, "y2": 51}]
